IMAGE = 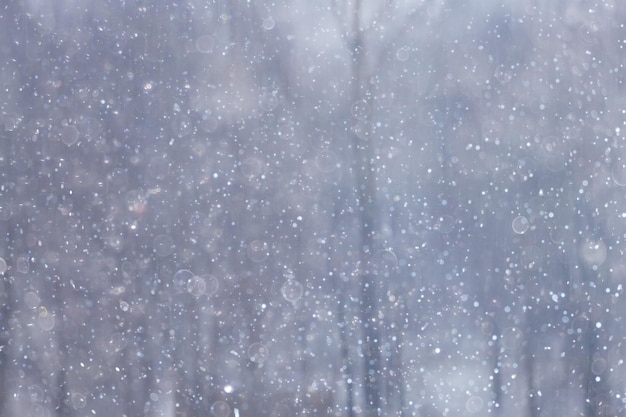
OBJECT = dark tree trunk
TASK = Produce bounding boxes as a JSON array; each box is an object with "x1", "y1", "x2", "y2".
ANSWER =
[
  {"x1": 350, "y1": 1, "x2": 382, "y2": 414},
  {"x1": 582, "y1": 299, "x2": 613, "y2": 417},
  {"x1": 490, "y1": 321, "x2": 503, "y2": 415}
]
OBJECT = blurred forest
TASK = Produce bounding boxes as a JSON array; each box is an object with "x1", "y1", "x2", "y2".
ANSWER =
[{"x1": 2, "y1": 1, "x2": 626, "y2": 416}]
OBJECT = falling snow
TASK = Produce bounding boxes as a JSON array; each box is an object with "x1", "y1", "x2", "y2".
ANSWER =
[{"x1": 0, "y1": 1, "x2": 625, "y2": 417}]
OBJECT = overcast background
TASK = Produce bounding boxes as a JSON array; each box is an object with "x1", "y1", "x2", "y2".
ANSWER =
[{"x1": 1, "y1": 1, "x2": 626, "y2": 417}]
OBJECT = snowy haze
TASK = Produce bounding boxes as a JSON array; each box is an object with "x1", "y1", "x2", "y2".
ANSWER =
[{"x1": 1, "y1": 1, "x2": 625, "y2": 417}]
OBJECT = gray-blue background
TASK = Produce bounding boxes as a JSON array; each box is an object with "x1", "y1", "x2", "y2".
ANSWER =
[{"x1": 1, "y1": 1, "x2": 624, "y2": 416}]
